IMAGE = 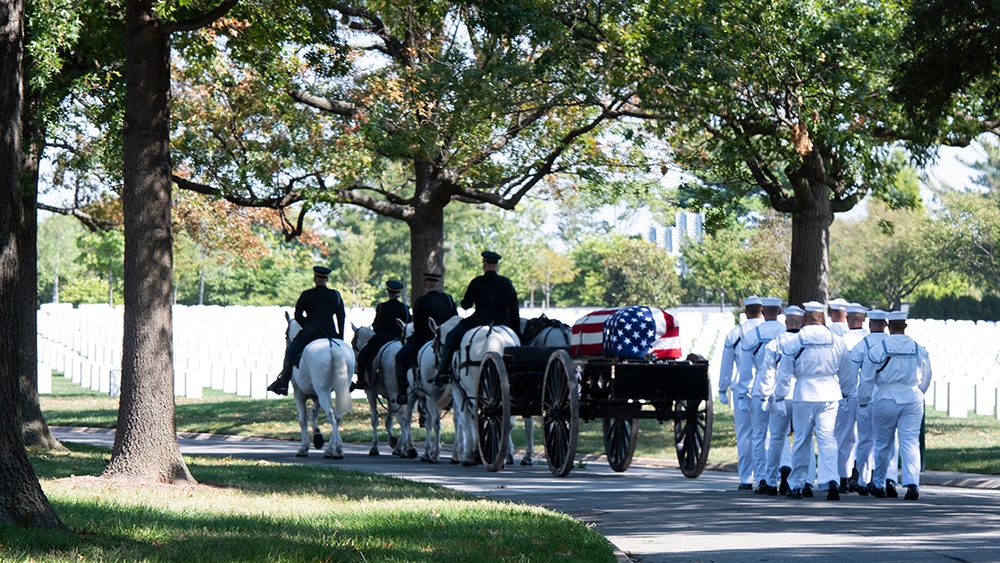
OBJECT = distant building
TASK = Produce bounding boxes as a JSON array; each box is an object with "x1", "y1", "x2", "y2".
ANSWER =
[{"x1": 646, "y1": 211, "x2": 704, "y2": 276}]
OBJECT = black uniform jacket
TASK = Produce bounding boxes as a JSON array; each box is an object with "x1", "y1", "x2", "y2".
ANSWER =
[
  {"x1": 411, "y1": 290, "x2": 458, "y2": 343},
  {"x1": 294, "y1": 286, "x2": 345, "y2": 341},
  {"x1": 460, "y1": 271, "x2": 520, "y2": 336},
  {"x1": 372, "y1": 299, "x2": 411, "y2": 339}
]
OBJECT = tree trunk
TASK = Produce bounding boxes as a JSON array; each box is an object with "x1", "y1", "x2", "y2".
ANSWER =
[
  {"x1": 787, "y1": 179, "x2": 833, "y2": 306},
  {"x1": 19, "y1": 100, "x2": 65, "y2": 452},
  {"x1": 407, "y1": 161, "x2": 449, "y2": 297},
  {"x1": 104, "y1": 0, "x2": 193, "y2": 484},
  {"x1": 0, "y1": 0, "x2": 66, "y2": 529}
]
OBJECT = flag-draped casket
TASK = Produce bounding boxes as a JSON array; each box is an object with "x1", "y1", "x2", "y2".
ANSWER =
[{"x1": 569, "y1": 306, "x2": 681, "y2": 360}]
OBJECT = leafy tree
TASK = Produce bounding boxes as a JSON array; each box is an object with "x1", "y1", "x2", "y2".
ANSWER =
[
  {"x1": 680, "y1": 215, "x2": 788, "y2": 305},
  {"x1": 559, "y1": 233, "x2": 679, "y2": 307},
  {"x1": 168, "y1": 0, "x2": 644, "y2": 297},
  {"x1": 830, "y1": 199, "x2": 957, "y2": 310},
  {"x1": 106, "y1": 0, "x2": 238, "y2": 485},
  {"x1": 528, "y1": 247, "x2": 576, "y2": 309},
  {"x1": 637, "y1": 0, "x2": 918, "y2": 304},
  {"x1": 893, "y1": 0, "x2": 1000, "y2": 145},
  {"x1": 935, "y1": 139, "x2": 1000, "y2": 292},
  {"x1": 336, "y1": 221, "x2": 379, "y2": 308},
  {"x1": 36, "y1": 213, "x2": 87, "y2": 304},
  {"x1": 1, "y1": 0, "x2": 65, "y2": 529}
]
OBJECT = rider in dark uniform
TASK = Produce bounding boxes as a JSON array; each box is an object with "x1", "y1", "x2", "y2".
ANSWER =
[
  {"x1": 354, "y1": 280, "x2": 411, "y2": 390},
  {"x1": 267, "y1": 265, "x2": 346, "y2": 396},
  {"x1": 433, "y1": 251, "x2": 520, "y2": 385},
  {"x1": 394, "y1": 272, "x2": 458, "y2": 404}
]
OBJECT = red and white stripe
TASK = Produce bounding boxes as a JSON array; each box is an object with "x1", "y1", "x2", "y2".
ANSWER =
[{"x1": 569, "y1": 308, "x2": 619, "y2": 358}]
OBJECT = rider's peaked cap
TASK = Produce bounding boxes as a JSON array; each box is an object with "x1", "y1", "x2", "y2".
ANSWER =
[
  {"x1": 386, "y1": 280, "x2": 404, "y2": 292},
  {"x1": 481, "y1": 250, "x2": 501, "y2": 264},
  {"x1": 313, "y1": 266, "x2": 332, "y2": 278}
]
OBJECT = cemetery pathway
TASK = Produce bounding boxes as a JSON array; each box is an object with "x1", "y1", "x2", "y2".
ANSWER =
[{"x1": 53, "y1": 427, "x2": 1000, "y2": 563}]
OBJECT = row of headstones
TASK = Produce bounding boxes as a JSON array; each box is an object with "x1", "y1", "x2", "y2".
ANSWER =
[{"x1": 34, "y1": 303, "x2": 1000, "y2": 420}]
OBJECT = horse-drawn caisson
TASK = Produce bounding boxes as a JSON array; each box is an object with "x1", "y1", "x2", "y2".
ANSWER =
[{"x1": 469, "y1": 306, "x2": 713, "y2": 477}]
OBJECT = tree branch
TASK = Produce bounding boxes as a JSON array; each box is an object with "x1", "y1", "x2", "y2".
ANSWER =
[
  {"x1": 162, "y1": 0, "x2": 239, "y2": 34},
  {"x1": 288, "y1": 90, "x2": 358, "y2": 118},
  {"x1": 37, "y1": 203, "x2": 117, "y2": 232}
]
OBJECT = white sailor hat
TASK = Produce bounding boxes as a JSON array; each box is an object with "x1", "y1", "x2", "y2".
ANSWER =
[
  {"x1": 743, "y1": 295, "x2": 762, "y2": 306},
  {"x1": 827, "y1": 298, "x2": 850, "y2": 310},
  {"x1": 887, "y1": 311, "x2": 908, "y2": 321},
  {"x1": 784, "y1": 305, "x2": 804, "y2": 317},
  {"x1": 867, "y1": 309, "x2": 887, "y2": 321},
  {"x1": 803, "y1": 301, "x2": 825, "y2": 313},
  {"x1": 761, "y1": 297, "x2": 783, "y2": 307},
  {"x1": 846, "y1": 303, "x2": 868, "y2": 314}
]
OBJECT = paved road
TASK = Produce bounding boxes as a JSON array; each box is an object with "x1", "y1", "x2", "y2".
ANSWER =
[{"x1": 53, "y1": 427, "x2": 1000, "y2": 563}]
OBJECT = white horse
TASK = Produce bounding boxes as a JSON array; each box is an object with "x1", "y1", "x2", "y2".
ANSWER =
[
  {"x1": 399, "y1": 317, "x2": 457, "y2": 464},
  {"x1": 517, "y1": 316, "x2": 573, "y2": 465},
  {"x1": 351, "y1": 324, "x2": 415, "y2": 458},
  {"x1": 285, "y1": 313, "x2": 353, "y2": 459},
  {"x1": 441, "y1": 317, "x2": 520, "y2": 467}
]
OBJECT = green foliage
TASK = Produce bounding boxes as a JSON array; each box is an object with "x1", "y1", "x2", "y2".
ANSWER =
[
  {"x1": 909, "y1": 295, "x2": 1000, "y2": 322},
  {"x1": 557, "y1": 233, "x2": 679, "y2": 307},
  {"x1": 680, "y1": 215, "x2": 788, "y2": 304}
]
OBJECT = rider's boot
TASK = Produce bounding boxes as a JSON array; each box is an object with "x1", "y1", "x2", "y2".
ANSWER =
[{"x1": 267, "y1": 364, "x2": 291, "y2": 396}]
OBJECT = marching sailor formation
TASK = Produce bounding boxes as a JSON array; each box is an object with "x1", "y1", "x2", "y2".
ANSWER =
[{"x1": 719, "y1": 296, "x2": 933, "y2": 501}]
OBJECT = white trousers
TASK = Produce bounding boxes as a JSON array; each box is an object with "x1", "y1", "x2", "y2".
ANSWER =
[
  {"x1": 856, "y1": 403, "x2": 899, "y2": 486},
  {"x1": 873, "y1": 399, "x2": 923, "y2": 487},
  {"x1": 789, "y1": 400, "x2": 839, "y2": 490},
  {"x1": 834, "y1": 395, "x2": 858, "y2": 479},
  {"x1": 750, "y1": 396, "x2": 771, "y2": 483},
  {"x1": 765, "y1": 400, "x2": 794, "y2": 487},
  {"x1": 734, "y1": 398, "x2": 754, "y2": 484}
]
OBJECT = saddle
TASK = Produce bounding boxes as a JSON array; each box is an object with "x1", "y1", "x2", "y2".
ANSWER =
[{"x1": 522, "y1": 314, "x2": 565, "y2": 345}]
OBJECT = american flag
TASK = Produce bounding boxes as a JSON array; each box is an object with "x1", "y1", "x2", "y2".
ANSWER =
[{"x1": 570, "y1": 306, "x2": 681, "y2": 359}]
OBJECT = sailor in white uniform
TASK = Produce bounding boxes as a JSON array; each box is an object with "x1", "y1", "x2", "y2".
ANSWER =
[
  {"x1": 827, "y1": 298, "x2": 850, "y2": 336},
  {"x1": 774, "y1": 301, "x2": 855, "y2": 500},
  {"x1": 858, "y1": 311, "x2": 932, "y2": 501},
  {"x1": 738, "y1": 297, "x2": 788, "y2": 494},
  {"x1": 718, "y1": 295, "x2": 764, "y2": 490},
  {"x1": 834, "y1": 303, "x2": 869, "y2": 492},
  {"x1": 755, "y1": 305, "x2": 804, "y2": 495}
]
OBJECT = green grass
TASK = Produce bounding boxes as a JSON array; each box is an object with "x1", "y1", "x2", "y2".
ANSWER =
[
  {"x1": 39, "y1": 375, "x2": 1000, "y2": 474},
  {"x1": 10, "y1": 443, "x2": 616, "y2": 562}
]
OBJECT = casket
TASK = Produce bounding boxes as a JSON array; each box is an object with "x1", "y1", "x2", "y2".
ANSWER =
[{"x1": 570, "y1": 306, "x2": 681, "y2": 360}]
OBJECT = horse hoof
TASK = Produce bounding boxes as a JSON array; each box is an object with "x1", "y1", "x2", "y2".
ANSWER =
[
  {"x1": 389, "y1": 436, "x2": 398, "y2": 448},
  {"x1": 450, "y1": 458, "x2": 461, "y2": 465},
  {"x1": 420, "y1": 455, "x2": 431, "y2": 463},
  {"x1": 313, "y1": 433, "x2": 324, "y2": 450},
  {"x1": 520, "y1": 458, "x2": 533, "y2": 466},
  {"x1": 325, "y1": 451, "x2": 343, "y2": 460},
  {"x1": 369, "y1": 448, "x2": 379, "y2": 456},
  {"x1": 506, "y1": 454, "x2": 515, "y2": 466},
  {"x1": 406, "y1": 448, "x2": 418, "y2": 459},
  {"x1": 461, "y1": 460, "x2": 476, "y2": 467},
  {"x1": 296, "y1": 451, "x2": 308, "y2": 458}
]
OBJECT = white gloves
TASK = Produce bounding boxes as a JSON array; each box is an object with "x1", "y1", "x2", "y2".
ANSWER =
[
  {"x1": 737, "y1": 397, "x2": 749, "y2": 412},
  {"x1": 761, "y1": 396, "x2": 771, "y2": 412},
  {"x1": 773, "y1": 400, "x2": 787, "y2": 416},
  {"x1": 719, "y1": 391, "x2": 730, "y2": 405}
]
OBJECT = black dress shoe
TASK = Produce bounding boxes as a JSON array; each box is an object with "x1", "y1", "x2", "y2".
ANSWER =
[
  {"x1": 904, "y1": 484, "x2": 919, "y2": 501},
  {"x1": 886, "y1": 480, "x2": 898, "y2": 498},
  {"x1": 827, "y1": 480, "x2": 840, "y2": 501},
  {"x1": 788, "y1": 488, "x2": 803, "y2": 499},
  {"x1": 839, "y1": 477, "x2": 848, "y2": 494},
  {"x1": 778, "y1": 466, "x2": 791, "y2": 496},
  {"x1": 767, "y1": 485, "x2": 778, "y2": 497},
  {"x1": 857, "y1": 483, "x2": 870, "y2": 496},
  {"x1": 755, "y1": 480, "x2": 771, "y2": 495},
  {"x1": 872, "y1": 487, "x2": 886, "y2": 498},
  {"x1": 267, "y1": 380, "x2": 288, "y2": 396},
  {"x1": 737, "y1": 483, "x2": 754, "y2": 491},
  {"x1": 802, "y1": 483, "x2": 814, "y2": 498},
  {"x1": 432, "y1": 372, "x2": 451, "y2": 386}
]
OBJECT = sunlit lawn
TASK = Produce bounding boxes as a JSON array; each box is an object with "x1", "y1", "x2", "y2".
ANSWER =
[
  {"x1": 7, "y1": 443, "x2": 615, "y2": 562},
  {"x1": 40, "y1": 375, "x2": 1000, "y2": 474}
]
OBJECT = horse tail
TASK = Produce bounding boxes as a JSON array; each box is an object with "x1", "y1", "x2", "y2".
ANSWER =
[{"x1": 331, "y1": 339, "x2": 353, "y2": 414}]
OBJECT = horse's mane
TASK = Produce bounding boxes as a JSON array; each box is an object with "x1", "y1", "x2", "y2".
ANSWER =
[{"x1": 522, "y1": 314, "x2": 567, "y2": 345}]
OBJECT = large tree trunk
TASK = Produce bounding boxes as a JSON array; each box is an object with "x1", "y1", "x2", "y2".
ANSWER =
[
  {"x1": 104, "y1": 0, "x2": 193, "y2": 484},
  {"x1": 787, "y1": 179, "x2": 833, "y2": 305},
  {"x1": 0, "y1": 0, "x2": 66, "y2": 529},
  {"x1": 19, "y1": 99, "x2": 65, "y2": 452},
  {"x1": 407, "y1": 161, "x2": 449, "y2": 297}
]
